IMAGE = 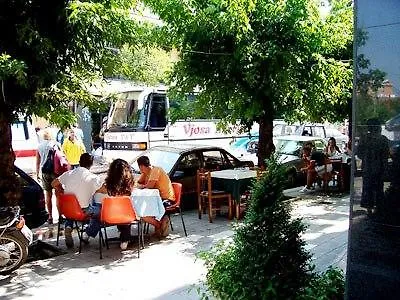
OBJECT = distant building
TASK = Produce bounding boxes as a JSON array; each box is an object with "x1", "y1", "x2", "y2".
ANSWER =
[{"x1": 377, "y1": 80, "x2": 396, "y2": 98}]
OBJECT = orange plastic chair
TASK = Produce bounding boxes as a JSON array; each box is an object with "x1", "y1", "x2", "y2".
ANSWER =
[
  {"x1": 165, "y1": 183, "x2": 187, "y2": 236},
  {"x1": 99, "y1": 196, "x2": 142, "y2": 259},
  {"x1": 56, "y1": 194, "x2": 90, "y2": 253}
]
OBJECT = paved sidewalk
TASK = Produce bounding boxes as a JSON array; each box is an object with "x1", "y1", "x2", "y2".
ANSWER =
[{"x1": 0, "y1": 190, "x2": 349, "y2": 300}]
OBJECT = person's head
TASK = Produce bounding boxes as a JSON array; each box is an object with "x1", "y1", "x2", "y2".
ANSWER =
[
  {"x1": 137, "y1": 155, "x2": 151, "y2": 174},
  {"x1": 79, "y1": 153, "x2": 93, "y2": 169},
  {"x1": 328, "y1": 137, "x2": 337, "y2": 147},
  {"x1": 68, "y1": 129, "x2": 75, "y2": 140},
  {"x1": 302, "y1": 130, "x2": 310, "y2": 136},
  {"x1": 367, "y1": 118, "x2": 381, "y2": 134},
  {"x1": 302, "y1": 145, "x2": 312, "y2": 157},
  {"x1": 42, "y1": 129, "x2": 52, "y2": 141},
  {"x1": 106, "y1": 159, "x2": 134, "y2": 196}
]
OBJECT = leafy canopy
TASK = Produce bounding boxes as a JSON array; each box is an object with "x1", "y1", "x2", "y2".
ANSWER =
[
  {"x1": 145, "y1": 0, "x2": 352, "y2": 125},
  {"x1": 0, "y1": 0, "x2": 153, "y2": 124}
]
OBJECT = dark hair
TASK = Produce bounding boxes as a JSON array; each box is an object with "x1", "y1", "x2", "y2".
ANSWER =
[
  {"x1": 137, "y1": 155, "x2": 151, "y2": 167},
  {"x1": 105, "y1": 159, "x2": 134, "y2": 196},
  {"x1": 367, "y1": 118, "x2": 381, "y2": 133},
  {"x1": 79, "y1": 153, "x2": 93, "y2": 168},
  {"x1": 328, "y1": 137, "x2": 337, "y2": 145},
  {"x1": 302, "y1": 145, "x2": 312, "y2": 154}
]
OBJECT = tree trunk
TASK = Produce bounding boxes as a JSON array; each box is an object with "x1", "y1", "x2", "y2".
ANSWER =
[
  {"x1": 0, "y1": 111, "x2": 20, "y2": 207},
  {"x1": 257, "y1": 113, "x2": 275, "y2": 168}
]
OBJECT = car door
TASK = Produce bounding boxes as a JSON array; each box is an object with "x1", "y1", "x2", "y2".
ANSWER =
[{"x1": 170, "y1": 151, "x2": 201, "y2": 195}]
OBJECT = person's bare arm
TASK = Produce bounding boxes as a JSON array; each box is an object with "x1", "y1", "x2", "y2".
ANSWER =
[
  {"x1": 36, "y1": 151, "x2": 41, "y2": 180},
  {"x1": 137, "y1": 173, "x2": 146, "y2": 185},
  {"x1": 144, "y1": 179, "x2": 157, "y2": 189},
  {"x1": 95, "y1": 183, "x2": 107, "y2": 194},
  {"x1": 51, "y1": 178, "x2": 64, "y2": 195}
]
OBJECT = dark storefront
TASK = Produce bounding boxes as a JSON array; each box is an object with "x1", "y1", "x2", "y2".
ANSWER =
[{"x1": 347, "y1": 1, "x2": 400, "y2": 298}]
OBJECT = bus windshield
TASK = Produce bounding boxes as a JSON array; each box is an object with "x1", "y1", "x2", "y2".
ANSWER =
[
  {"x1": 109, "y1": 99, "x2": 147, "y2": 128},
  {"x1": 108, "y1": 93, "x2": 167, "y2": 130}
]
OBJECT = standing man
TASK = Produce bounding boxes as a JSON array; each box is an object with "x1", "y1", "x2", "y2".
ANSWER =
[
  {"x1": 62, "y1": 129, "x2": 86, "y2": 169},
  {"x1": 357, "y1": 118, "x2": 390, "y2": 215},
  {"x1": 136, "y1": 155, "x2": 175, "y2": 237},
  {"x1": 51, "y1": 153, "x2": 103, "y2": 248},
  {"x1": 36, "y1": 129, "x2": 57, "y2": 224}
]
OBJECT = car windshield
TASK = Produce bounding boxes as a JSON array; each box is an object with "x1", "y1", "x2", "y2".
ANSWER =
[
  {"x1": 275, "y1": 139, "x2": 303, "y2": 156},
  {"x1": 131, "y1": 150, "x2": 180, "y2": 174}
]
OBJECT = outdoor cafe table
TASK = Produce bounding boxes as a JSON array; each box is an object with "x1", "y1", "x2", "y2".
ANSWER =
[
  {"x1": 325, "y1": 154, "x2": 351, "y2": 192},
  {"x1": 211, "y1": 169, "x2": 257, "y2": 219},
  {"x1": 131, "y1": 188, "x2": 165, "y2": 221}
]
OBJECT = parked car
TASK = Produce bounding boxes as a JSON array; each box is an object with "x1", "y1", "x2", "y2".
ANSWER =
[
  {"x1": 274, "y1": 135, "x2": 327, "y2": 186},
  {"x1": 229, "y1": 136, "x2": 259, "y2": 159},
  {"x1": 294, "y1": 123, "x2": 348, "y2": 148},
  {"x1": 131, "y1": 145, "x2": 254, "y2": 208},
  {"x1": 15, "y1": 166, "x2": 48, "y2": 229}
]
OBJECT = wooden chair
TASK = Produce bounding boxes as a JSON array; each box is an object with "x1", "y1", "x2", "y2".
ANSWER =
[
  {"x1": 56, "y1": 194, "x2": 90, "y2": 254},
  {"x1": 99, "y1": 196, "x2": 142, "y2": 259},
  {"x1": 196, "y1": 170, "x2": 233, "y2": 223},
  {"x1": 237, "y1": 167, "x2": 265, "y2": 219},
  {"x1": 165, "y1": 182, "x2": 187, "y2": 236}
]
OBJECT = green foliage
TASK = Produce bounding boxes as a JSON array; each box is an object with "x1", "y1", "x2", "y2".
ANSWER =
[
  {"x1": 0, "y1": 0, "x2": 150, "y2": 124},
  {"x1": 144, "y1": 0, "x2": 353, "y2": 163},
  {"x1": 0, "y1": 54, "x2": 27, "y2": 85},
  {"x1": 299, "y1": 267, "x2": 345, "y2": 300},
  {"x1": 106, "y1": 45, "x2": 174, "y2": 85},
  {"x1": 145, "y1": 0, "x2": 353, "y2": 122},
  {"x1": 200, "y1": 155, "x2": 314, "y2": 299}
]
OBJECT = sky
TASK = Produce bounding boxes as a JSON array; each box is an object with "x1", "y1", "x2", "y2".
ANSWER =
[{"x1": 357, "y1": 0, "x2": 400, "y2": 95}]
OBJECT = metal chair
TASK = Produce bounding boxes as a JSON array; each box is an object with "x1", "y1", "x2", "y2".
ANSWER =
[
  {"x1": 99, "y1": 196, "x2": 142, "y2": 259},
  {"x1": 196, "y1": 170, "x2": 232, "y2": 223},
  {"x1": 165, "y1": 182, "x2": 187, "y2": 236},
  {"x1": 56, "y1": 194, "x2": 90, "y2": 253}
]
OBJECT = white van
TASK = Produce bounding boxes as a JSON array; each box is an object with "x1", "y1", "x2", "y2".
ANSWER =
[{"x1": 12, "y1": 120, "x2": 38, "y2": 175}]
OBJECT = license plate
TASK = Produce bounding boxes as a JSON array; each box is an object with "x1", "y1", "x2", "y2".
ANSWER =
[{"x1": 20, "y1": 225, "x2": 33, "y2": 245}]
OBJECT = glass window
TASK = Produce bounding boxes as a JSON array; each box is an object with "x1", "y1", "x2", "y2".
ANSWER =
[
  {"x1": 312, "y1": 126, "x2": 325, "y2": 138},
  {"x1": 174, "y1": 153, "x2": 201, "y2": 177},
  {"x1": 202, "y1": 150, "x2": 228, "y2": 170},
  {"x1": 348, "y1": 1, "x2": 400, "y2": 298},
  {"x1": 149, "y1": 95, "x2": 167, "y2": 129},
  {"x1": 273, "y1": 124, "x2": 284, "y2": 135},
  {"x1": 275, "y1": 140, "x2": 302, "y2": 156},
  {"x1": 11, "y1": 122, "x2": 27, "y2": 141}
]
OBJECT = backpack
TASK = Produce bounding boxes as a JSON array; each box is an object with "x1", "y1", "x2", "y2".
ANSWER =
[
  {"x1": 41, "y1": 147, "x2": 56, "y2": 174},
  {"x1": 53, "y1": 148, "x2": 71, "y2": 176}
]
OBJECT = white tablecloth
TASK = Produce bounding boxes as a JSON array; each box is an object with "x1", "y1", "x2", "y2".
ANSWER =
[
  {"x1": 211, "y1": 169, "x2": 257, "y2": 180},
  {"x1": 131, "y1": 188, "x2": 165, "y2": 221},
  {"x1": 329, "y1": 154, "x2": 351, "y2": 164}
]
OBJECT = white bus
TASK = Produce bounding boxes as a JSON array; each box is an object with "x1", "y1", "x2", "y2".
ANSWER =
[
  {"x1": 12, "y1": 119, "x2": 38, "y2": 175},
  {"x1": 102, "y1": 83, "x2": 256, "y2": 161}
]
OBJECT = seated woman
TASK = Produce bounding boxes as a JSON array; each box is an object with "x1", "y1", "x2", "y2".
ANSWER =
[
  {"x1": 83, "y1": 159, "x2": 134, "y2": 250},
  {"x1": 325, "y1": 137, "x2": 341, "y2": 157},
  {"x1": 300, "y1": 145, "x2": 332, "y2": 192}
]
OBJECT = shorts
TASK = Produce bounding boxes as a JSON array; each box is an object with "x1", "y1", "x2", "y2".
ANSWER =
[
  {"x1": 315, "y1": 164, "x2": 332, "y2": 176},
  {"x1": 42, "y1": 173, "x2": 56, "y2": 191}
]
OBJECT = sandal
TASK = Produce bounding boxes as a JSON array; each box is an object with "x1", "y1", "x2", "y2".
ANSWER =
[{"x1": 47, "y1": 218, "x2": 53, "y2": 225}]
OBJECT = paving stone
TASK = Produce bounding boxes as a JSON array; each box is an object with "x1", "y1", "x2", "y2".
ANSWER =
[{"x1": 0, "y1": 191, "x2": 350, "y2": 299}]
